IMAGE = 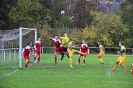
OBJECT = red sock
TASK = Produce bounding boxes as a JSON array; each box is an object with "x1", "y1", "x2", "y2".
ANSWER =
[
  {"x1": 34, "y1": 56, "x2": 36, "y2": 61},
  {"x1": 78, "y1": 58, "x2": 80, "y2": 63},
  {"x1": 25, "y1": 63, "x2": 28, "y2": 68},
  {"x1": 38, "y1": 55, "x2": 40, "y2": 62},
  {"x1": 54, "y1": 57, "x2": 57, "y2": 65},
  {"x1": 83, "y1": 60, "x2": 85, "y2": 64}
]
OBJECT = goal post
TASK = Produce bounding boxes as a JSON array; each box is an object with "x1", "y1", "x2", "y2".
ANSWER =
[{"x1": 19, "y1": 27, "x2": 37, "y2": 68}]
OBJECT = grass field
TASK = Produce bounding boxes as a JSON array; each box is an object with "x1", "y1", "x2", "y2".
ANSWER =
[{"x1": 0, "y1": 54, "x2": 133, "y2": 88}]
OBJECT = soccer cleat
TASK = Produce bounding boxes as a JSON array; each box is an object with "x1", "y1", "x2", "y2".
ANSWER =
[
  {"x1": 100, "y1": 62, "x2": 104, "y2": 64},
  {"x1": 83, "y1": 63, "x2": 86, "y2": 65},
  {"x1": 34, "y1": 61, "x2": 37, "y2": 63},
  {"x1": 70, "y1": 65, "x2": 74, "y2": 68},
  {"x1": 124, "y1": 68, "x2": 127, "y2": 72},
  {"x1": 76, "y1": 62, "x2": 80, "y2": 64},
  {"x1": 112, "y1": 69, "x2": 115, "y2": 72}
]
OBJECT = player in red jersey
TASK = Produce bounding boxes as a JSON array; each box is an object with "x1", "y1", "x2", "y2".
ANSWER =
[
  {"x1": 49, "y1": 35, "x2": 64, "y2": 65},
  {"x1": 76, "y1": 40, "x2": 89, "y2": 65},
  {"x1": 34, "y1": 38, "x2": 41, "y2": 63},
  {"x1": 22, "y1": 42, "x2": 32, "y2": 68},
  {"x1": 131, "y1": 63, "x2": 133, "y2": 75}
]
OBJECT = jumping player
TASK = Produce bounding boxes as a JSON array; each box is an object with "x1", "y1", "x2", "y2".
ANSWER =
[
  {"x1": 58, "y1": 33, "x2": 70, "y2": 62},
  {"x1": 67, "y1": 38, "x2": 86, "y2": 68},
  {"x1": 97, "y1": 42, "x2": 104, "y2": 64},
  {"x1": 76, "y1": 40, "x2": 89, "y2": 65},
  {"x1": 50, "y1": 36, "x2": 64, "y2": 65},
  {"x1": 112, "y1": 41, "x2": 127, "y2": 72},
  {"x1": 34, "y1": 38, "x2": 41, "y2": 63},
  {"x1": 22, "y1": 42, "x2": 32, "y2": 68}
]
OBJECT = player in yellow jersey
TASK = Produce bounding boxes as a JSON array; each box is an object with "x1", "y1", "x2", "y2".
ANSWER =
[
  {"x1": 58, "y1": 33, "x2": 70, "y2": 62},
  {"x1": 67, "y1": 38, "x2": 86, "y2": 68},
  {"x1": 112, "y1": 41, "x2": 127, "y2": 72},
  {"x1": 98, "y1": 42, "x2": 104, "y2": 64}
]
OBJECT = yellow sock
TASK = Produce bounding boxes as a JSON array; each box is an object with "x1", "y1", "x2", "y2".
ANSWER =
[
  {"x1": 121, "y1": 63, "x2": 126, "y2": 68},
  {"x1": 99, "y1": 58, "x2": 103, "y2": 63},
  {"x1": 113, "y1": 64, "x2": 118, "y2": 71},
  {"x1": 70, "y1": 59, "x2": 72, "y2": 66},
  {"x1": 79, "y1": 51, "x2": 86, "y2": 55}
]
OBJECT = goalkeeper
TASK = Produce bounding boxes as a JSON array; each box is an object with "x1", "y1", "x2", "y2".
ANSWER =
[{"x1": 58, "y1": 33, "x2": 70, "y2": 62}]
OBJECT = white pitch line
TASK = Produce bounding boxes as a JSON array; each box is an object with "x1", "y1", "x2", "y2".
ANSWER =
[
  {"x1": 107, "y1": 62, "x2": 113, "y2": 78},
  {"x1": 0, "y1": 69, "x2": 19, "y2": 79}
]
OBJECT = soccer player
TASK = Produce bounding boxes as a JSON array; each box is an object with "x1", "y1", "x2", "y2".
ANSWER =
[
  {"x1": 76, "y1": 40, "x2": 89, "y2": 65},
  {"x1": 58, "y1": 33, "x2": 70, "y2": 61},
  {"x1": 22, "y1": 42, "x2": 32, "y2": 68},
  {"x1": 97, "y1": 42, "x2": 104, "y2": 64},
  {"x1": 112, "y1": 41, "x2": 127, "y2": 72},
  {"x1": 131, "y1": 63, "x2": 133, "y2": 75},
  {"x1": 34, "y1": 38, "x2": 41, "y2": 63},
  {"x1": 67, "y1": 38, "x2": 86, "y2": 68},
  {"x1": 50, "y1": 35, "x2": 64, "y2": 65}
]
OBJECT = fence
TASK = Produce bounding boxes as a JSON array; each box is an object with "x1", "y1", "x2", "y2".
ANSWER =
[{"x1": 0, "y1": 47, "x2": 133, "y2": 62}]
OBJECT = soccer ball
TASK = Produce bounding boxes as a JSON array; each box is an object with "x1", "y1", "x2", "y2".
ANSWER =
[{"x1": 61, "y1": 10, "x2": 65, "y2": 15}]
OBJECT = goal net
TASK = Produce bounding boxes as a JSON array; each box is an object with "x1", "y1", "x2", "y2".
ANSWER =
[{"x1": 0, "y1": 27, "x2": 37, "y2": 69}]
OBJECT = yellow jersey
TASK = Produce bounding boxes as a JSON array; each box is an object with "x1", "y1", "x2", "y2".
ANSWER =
[
  {"x1": 120, "y1": 45, "x2": 126, "y2": 57},
  {"x1": 60, "y1": 36, "x2": 69, "y2": 47},
  {"x1": 99, "y1": 45, "x2": 104, "y2": 51},
  {"x1": 67, "y1": 42, "x2": 73, "y2": 50}
]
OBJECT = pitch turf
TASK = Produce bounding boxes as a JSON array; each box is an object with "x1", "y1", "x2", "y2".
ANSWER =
[{"x1": 0, "y1": 54, "x2": 133, "y2": 88}]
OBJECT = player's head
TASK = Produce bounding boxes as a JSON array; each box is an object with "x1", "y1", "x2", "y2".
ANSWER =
[
  {"x1": 71, "y1": 38, "x2": 76, "y2": 43},
  {"x1": 64, "y1": 33, "x2": 68, "y2": 37},
  {"x1": 38, "y1": 38, "x2": 41, "y2": 41},
  {"x1": 82, "y1": 40, "x2": 85, "y2": 44},
  {"x1": 27, "y1": 42, "x2": 32, "y2": 46},
  {"x1": 119, "y1": 41, "x2": 124, "y2": 46},
  {"x1": 98, "y1": 42, "x2": 100, "y2": 45},
  {"x1": 55, "y1": 35, "x2": 59, "y2": 39}
]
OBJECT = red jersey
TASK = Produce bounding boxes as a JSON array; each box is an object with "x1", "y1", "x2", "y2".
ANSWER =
[
  {"x1": 22, "y1": 45, "x2": 31, "y2": 56},
  {"x1": 51, "y1": 38, "x2": 62, "y2": 48},
  {"x1": 80, "y1": 43, "x2": 89, "y2": 53},
  {"x1": 34, "y1": 41, "x2": 41, "y2": 51}
]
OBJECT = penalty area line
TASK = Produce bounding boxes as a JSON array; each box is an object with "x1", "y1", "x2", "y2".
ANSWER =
[{"x1": 0, "y1": 69, "x2": 19, "y2": 79}]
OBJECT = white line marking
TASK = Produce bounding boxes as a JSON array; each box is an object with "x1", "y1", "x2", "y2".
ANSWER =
[
  {"x1": 107, "y1": 62, "x2": 113, "y2": 78},
  {"x1": 0, "y1": 69, "x2": 19, "y2": 79},
  {"x1": 0, "y1": 63, "x2": 35, "y2": 79}
]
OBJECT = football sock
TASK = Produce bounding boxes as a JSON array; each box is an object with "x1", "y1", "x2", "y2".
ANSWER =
[
  {"x1": 70, "y1": 58, "x2": 72, "y2": 66},
  {"x1": 83, "y1": 60, "x2": 85, "y2": 64},
  {"x1": 121, "y1": 63, "x2": 126, "y2": 68},
  {"x1": 78, "y1": 58, "x2": 80, "y2": 63},
  {"x1": 113, "y1": 64, "x2": 118, "y2": 71},
  {"x1": 38, "y1": 55, "x2": 40, "y2": 63},
  {"x1": 54, "y1": 57, "x2": 57, "y2": 64},
  {"x1": 99, "y1": 58, "x2": 103, "y2": 63},
  {"x1": 25, "y1": 63, "x2": 28, "y2": 68},
  {"x1": 34, "y1": 56, "x2": 36, "y2": 61},
  {"x1": 61, "y1": 53, "x2": 64, "y2": 61},
  {"x1": 79, "y1": 52, "x2": 86, "y2": 55}
]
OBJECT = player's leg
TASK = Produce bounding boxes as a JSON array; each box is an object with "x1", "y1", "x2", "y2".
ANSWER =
[
  {"x1": 112, "y1": 57, "x2": 120, "y2": 71},
  {"x1": 98, "y1": 52, "x2": 104, "y2": 64},
  {"x1": 54, "y1": 52, "x2": 57, "y2": 65},
  {"x1": 60, "y1": 47, "x2": 65, "y2": 62},
  {"x1": 25, "y1": 57, "x2": 29, "y2": 68},
  {"x1": 74, "y1": 50, "x2": 86, "y2": 56},
  {"x1": 120, "y1": 57, "x2": 127, "y2": 72},
  {"x1": 34, "y1": 53, "x2": 37, "y2": 63},
  {"x1": 83, "y1": 56, "x2": 86, "y2": 65},
  {"x1": 67, "y1": 49, "x2": 74, "y2": 68},
  {"x1": 37, "y1": 52, "x2": 41, "y2": 63},
  {"x1": 76, "y1": 55, "x2": 81, "y2": 64}
]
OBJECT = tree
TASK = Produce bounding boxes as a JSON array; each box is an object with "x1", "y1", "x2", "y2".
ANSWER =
[{"x1": 8, "y1": 0, "x2": 42, "y2": 27}]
